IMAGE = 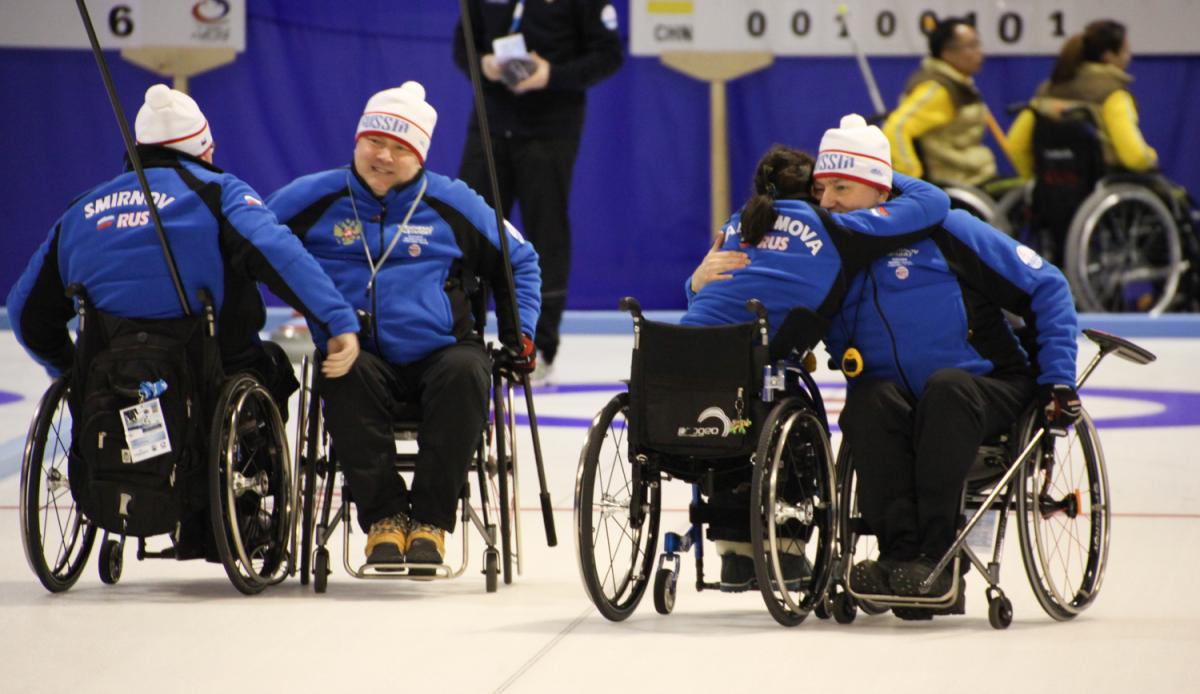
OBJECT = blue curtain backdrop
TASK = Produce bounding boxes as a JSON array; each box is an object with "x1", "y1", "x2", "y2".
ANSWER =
[{"x1": 2, "y1": 0, "x2": 1197, "y2": 310}]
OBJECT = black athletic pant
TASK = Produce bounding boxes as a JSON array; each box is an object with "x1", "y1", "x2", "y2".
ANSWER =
[
  {"x1": 459, "y1": 126, "x2": 579, "y2": 364},
  {"x1": 319, "y1": 343, "x2": 490, "y2": 533},
  {"x1": 839, "y1": 368, "x2": 1035, "y2": 561}
]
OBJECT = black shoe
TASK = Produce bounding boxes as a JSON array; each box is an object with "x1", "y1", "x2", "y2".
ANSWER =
[
  {"x1": 850, "y1": 559, "x2": 893, "y2": 595},
  {"x1": 778, "y1": 552, "x2": 813, "y2": 590},
  {"x1": 406, "y1": 522, "x2": 445, "y2": 579},
  {"x1": 365, "y1": 513, "x2": 409, "y2": 566},
  {"x1": 892, "y1": 607, "x2": 935, "y2": 621},
  {"x1": 889, "y1": 556, "x2": 954, "y2": 597},
  {"x1": 719, "y1": 553, "x2": 756, "y2": 592}
]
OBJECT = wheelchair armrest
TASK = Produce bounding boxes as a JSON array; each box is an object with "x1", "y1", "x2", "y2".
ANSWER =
[
  {"x1": 1082, "y1": 329, "x2": 1157, "y2": 366},
  {"x1": 745, "y1": 299, "x2": 768, "y2": 322}
]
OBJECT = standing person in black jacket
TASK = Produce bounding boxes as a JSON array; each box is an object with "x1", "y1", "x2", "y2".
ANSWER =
[{"x1": 454, "y1": 0, "x2": 622, "y2": 383}]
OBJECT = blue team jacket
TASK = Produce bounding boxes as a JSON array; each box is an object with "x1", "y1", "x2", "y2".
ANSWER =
[
  {"x1": 825, "y1": 209, "x2": 1079, "y2": 396},
  {"x1": 681, "y1": 173, "x2": 950, "y2": 337},
  {"x1": 267, "y1": 167, "x2": 541, "y2": 365},
  {"x1": 6, "y1": 147, "x2": 359, "y2": 377}
]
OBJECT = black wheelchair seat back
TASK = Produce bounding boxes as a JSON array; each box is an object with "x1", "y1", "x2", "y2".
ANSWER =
[
  {"x1": 68, "y1": 290, "x2": 223, "y2": 538},
  {"x1": 628, "y1": 319, "x2": 768, "y2": 459},
  {"x1": 1030, "y1": 103, "x2": 1106, "y2": 243}
]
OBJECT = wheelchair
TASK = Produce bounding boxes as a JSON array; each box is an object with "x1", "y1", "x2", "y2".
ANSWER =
[
  {"x1": 294, "y1": 342, "x2": 550, "y2": 593},
  {"x1": 996, "y1": 104, "x2": 1200, "y2": 314},
  {"x1": 20, "y1": 287, "x2": 294, "y2": 596},
  {"x1": 574, "y1": 298, "x2": 838, "y2": 627},
  {"x1": 828, "y1": 328, "x2": 1155, "y2": 629},
  {"x1": 869, "y1": 111, "x2": 1014, "y2": 233}
]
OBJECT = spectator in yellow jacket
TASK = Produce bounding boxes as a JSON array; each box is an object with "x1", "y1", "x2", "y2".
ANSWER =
[
  {"x1": 1007, "y1": 20, "x2": 1157, "y2": 179},
  {"x1": 883, "y1": 18, "x2": 995, "y2": 187}
]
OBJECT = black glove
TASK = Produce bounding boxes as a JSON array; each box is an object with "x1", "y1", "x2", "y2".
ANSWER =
[
  {"x1": 1040, "y1": 384, "x2": 1081, "y2": 437},
  {"x1": 510, "y1": 334, "x2": 537, "y2": 375}
]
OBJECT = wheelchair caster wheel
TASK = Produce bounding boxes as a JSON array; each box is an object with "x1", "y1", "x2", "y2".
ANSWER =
[
  {"x1": 484, "y1": 550, "x2": 499, "y2": 593},
  {"x1": 653, "y1": 568, "x2": 676, "y2": 615},
  {"x1": 314, "y1": 548, "x2": 329, "y2": 594},
  {"x1": 988, "y1": 595, "x2": 1013, "y2": 630},
  {"x1": 832, "y1": 589, "x2": 857, "y2": 624},
  {"x1": 814, "y1": 595, "x2": 832, "y2": 620},
  {"x1": 99, "y1": 538, "x2": 122, "y2": 585}
]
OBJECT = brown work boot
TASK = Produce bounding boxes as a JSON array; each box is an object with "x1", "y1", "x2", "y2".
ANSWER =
[
  {"x1": 365, "y1": 513, "x2": 409, "y2": 564},
  {"x1": 406, "y1": 522, "x2": 445, "y2": 578}
]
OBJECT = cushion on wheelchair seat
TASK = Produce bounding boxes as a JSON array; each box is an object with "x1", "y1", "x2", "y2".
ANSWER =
[{"x1": 629, "y1": 320, "x2": 767, "y2": 459}]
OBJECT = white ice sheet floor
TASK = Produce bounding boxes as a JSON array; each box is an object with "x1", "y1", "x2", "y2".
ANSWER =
[{"x1": 0, "y1": 322, "x2": 1196, "y2": 694}]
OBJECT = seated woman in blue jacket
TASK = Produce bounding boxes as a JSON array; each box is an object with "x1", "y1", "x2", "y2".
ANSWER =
[
  {"x1": 267, "y1": 82, "x2": 541, "y2": 570},
  {"x1": 681, "y1": 114, "x2": 952, "y2": 591},
  {"x1": 818, "y1": 123, "x2": 1081, "y2": 619}
]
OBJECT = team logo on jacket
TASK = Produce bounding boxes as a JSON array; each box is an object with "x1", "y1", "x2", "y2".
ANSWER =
[
  {"x1": 408, "y1": 244, "x2": 421, "y2": 257},
  {"x1": 243, "y1": 194, "x2": 262, "y2": 206},
  {"x1": 96, "y1": 214, "x2": 115, "y2": 230},
  {"x1": 332, "y1": 219, "x2": 362, "y2": 246},
  {"x1": 895, "y1": 265, "x2": 909, "y2": 280},
  {"x1": 1016, "y1": 244, "x2": 1044, "y2": 269}
]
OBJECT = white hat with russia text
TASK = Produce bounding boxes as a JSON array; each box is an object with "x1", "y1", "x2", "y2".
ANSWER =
[
  {"x1": 355, "y1": 81, "x2": 438, "y2": 164},
  {"x1": 814, "y1": 113, "x2": 892, "y2": 191}
]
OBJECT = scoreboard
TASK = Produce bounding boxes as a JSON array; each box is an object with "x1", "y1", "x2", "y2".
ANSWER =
[{"x1": 631, "y1": 0, "x2": 1200, "y2": 56}]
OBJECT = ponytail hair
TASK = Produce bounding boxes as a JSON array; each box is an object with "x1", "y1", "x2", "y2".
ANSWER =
[
  {"x1": 1050, "y1": 34, "x2": 1085, "y2": 84},
  {"x1": 739, "y1": 145, "x2": 815, "y2": 246},
  {"x1": 1051, "y1": 19, "x2": 1126, "y2": 84}
]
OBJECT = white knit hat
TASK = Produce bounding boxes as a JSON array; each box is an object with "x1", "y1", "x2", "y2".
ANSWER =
[
  {"x1": 814, "y1": 113, "x2": 892, "y2": 191},
  {"x1": 134, "y1": 84, "x2": 213, "y2": 159},
  {"x1": 356, "y1": 81, "x2": 437, "y2": 164}
]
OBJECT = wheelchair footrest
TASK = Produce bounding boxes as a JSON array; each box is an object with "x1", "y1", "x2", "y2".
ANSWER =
[{"x1": 354, "y1": 561, "x2": 454, "y2": 580}]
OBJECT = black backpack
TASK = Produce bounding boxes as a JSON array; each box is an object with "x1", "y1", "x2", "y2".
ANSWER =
[
  {"x1": 67, "y1": 290, "x2": 223, "y2": 538},
  {"x1": 1031, "y1": 106, "x2": 1105, "y2": 261}
]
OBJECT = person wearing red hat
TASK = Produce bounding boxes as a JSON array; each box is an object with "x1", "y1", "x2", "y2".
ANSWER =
[
  {"x1": 7, "y1": 84, "x2": 361, "y2": 558},
  {"x1": 268, "y1": 82, "x2": 542, "y2": 571}
]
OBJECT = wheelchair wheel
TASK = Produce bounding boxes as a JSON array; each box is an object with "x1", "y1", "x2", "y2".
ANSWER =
[
  {"x1": 297, "y1": 386, "x2": 329, "y2": 588},
  {"x1": 1065, "y1": 183, "x2": 1184, "y2": 314},
  {"x1": 98, "y1": 536, "x2": 122, "y2": 585},
  {"x1": 484, "y1": 549, "x2": 499, "y2": 593},
  {"x1": 314, "y1": 547, "x2": 330, "y2": 594},
  {"x1": 489, "y1": 378, "x2": 519, "y2": 585},
  {"x1": 750, "y1": 398, "x2": 837, "y2": 627},
  {"x1": 653, "y1": 567, "x2": 676, "y2": 615},
  {"x1": 1016, "y1": 410, "x2": 1110, "y2": 620},
  {"x1": 994, "y1": 182, "x2": 1060, "y2": 259},
  {"x1": 835, "y1": 445, "x2": 890, "y2": 612},
  {"x1": 20, "y1": 377, "x2": 97, "y2": 593},
  {"x1": 946, "y1": 185, "x2": 1010, "y2": 235},
  {"x1": 575, "y1": 393, "x2": 661, "y2": 621},
  {"x1": 209, "y1": 374, "x2": 294, "y2": 595}
]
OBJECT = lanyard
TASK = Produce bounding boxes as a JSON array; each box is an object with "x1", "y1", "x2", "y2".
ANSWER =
[
  {"x1": 345, "y1": 171, "x2": 428, "y2": 292},
  {"x1": 509, "y1": 0, "x2": 525, "y2": 33}
]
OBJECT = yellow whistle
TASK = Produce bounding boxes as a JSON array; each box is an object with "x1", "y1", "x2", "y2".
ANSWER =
[{"x1": 841, "y1": 347, "x2": 864, "y2": 378}]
